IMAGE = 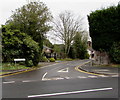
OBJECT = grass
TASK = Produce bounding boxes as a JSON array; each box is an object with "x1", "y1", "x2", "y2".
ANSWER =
[
  {"x1": 57, "y1": 58, "x2": 74, "y2": 61},
  {"x1": 1, "y1": 63, "x2": 31, "y2": 70},
  {"x1": 0, "y1": 72, "x2": 10, "y2": 75}
]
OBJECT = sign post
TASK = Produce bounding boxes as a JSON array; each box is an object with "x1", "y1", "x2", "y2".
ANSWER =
[{"x1": 14, "y1": 59, "x2": 26, "y2": 66}]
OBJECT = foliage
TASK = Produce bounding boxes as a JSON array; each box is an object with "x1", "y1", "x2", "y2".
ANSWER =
[
  {"x1": 43, "y1": 38, "x2": 53, "y2": 48},
  {"x1": 85, "y1": 53, "x2": 90, "y2": 59},
  {"x1": 6, "y1": 1, "x2": 53, "y2": 56},
  {"x1": 88, "y1": 4, "x2": 120, "y2": 64},
  {"x1": 49, "y1": 58, "x2": 55, "y2": 62},
  {"x1": 22, "y1": 35, "x2": 40, "y2": 67},
  {"x1": 53, "y1": 44, "x2": 64, "y2": 53},
  {"x1": 68, "y1": 46, "x2": 76, "y2": 59},
  {"x1": 41, "y1": 56, "x2": 49, "y2": 62},
  {"x1": 2, "y1": 1, "x2": 53, "y2": 66},
  {"x1": 53, "y1": 11, "x2": 84, "y2": 57},
  {"x1": 109, "y1": 42, "x2": 120, "y2": 64},
  {"x1": 73, "y1": 32, "x2": 88, "y2": 59},
  {"x1": 2, "y1": 25, "x2": 40, "y2": 67},
  {"x1": 88, "y1": 4, "x2": 120, "y2": 51}
]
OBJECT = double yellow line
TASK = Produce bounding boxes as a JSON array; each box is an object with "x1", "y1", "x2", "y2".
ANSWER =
[{"x1": 0, "y1": 68, "x2": 38, "y2": 78}]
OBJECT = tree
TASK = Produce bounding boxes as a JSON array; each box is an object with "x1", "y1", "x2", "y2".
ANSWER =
[
  {"x1": 109, "y1": 42, "x2": 120, "y2": 64},
  {"x1": 88, "y1": 3, "x2": 120, "y2": 63},
  {"x1": 73, "y1": 32, "x2": 89, "y2": 59},
  {"x1": 53, "y1": 11, "x2": 83, "y2": 57},
  {"x1": 7, "y1": 1, "x2": 52, "y2": 52},
  {"x1": 53, "y1": 44, "x2": 65, "y2": 59},
  {"x1": 43, "y1": 38, "x2": 53, "y2": 48},
  {"x1": 2, "y1": 25, "x2": 40, "y2": 67},
  {"x1": 88, "y1": 4, "x2": 120, "y2": 52}
]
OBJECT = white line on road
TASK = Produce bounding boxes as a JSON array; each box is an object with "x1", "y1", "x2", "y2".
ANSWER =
[
  {"x1": 42, "y1": 72, "x2": 48, "y2": 81},
  {"x1": 111, "y1": 75, "x2": 119, "y2": 77},
  {"x1": 78, "y1": 76, "x2": 87, "y2": 78},
  {"x1": 99, "y1": 75, "x2": 109, "y2": 77},
  {"x1": 28, "y1": 87, "x2": 113, "y2": 98},
  {"x1": 88, "y1": 76, "x2": 98, "y2": 78},
  {"x1": 3, "y1": 81, "x2": 15, "y2": 84},
  {"x1": 22, "y1": 80, "x2": 37, "y2": 83}
]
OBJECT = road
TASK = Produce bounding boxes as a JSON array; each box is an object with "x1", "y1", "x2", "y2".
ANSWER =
[{"x1": 2, "y1": 60, "x2": 118, "y2": 98}]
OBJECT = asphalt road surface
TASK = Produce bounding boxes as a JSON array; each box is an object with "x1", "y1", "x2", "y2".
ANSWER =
[{"x1": 2, "y1": 60, "x2": 118, "y2": 98}]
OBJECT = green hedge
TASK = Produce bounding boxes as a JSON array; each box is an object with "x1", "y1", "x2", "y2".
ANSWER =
[{"x1": 49, "y1": 58, "x2": 55, "y2": 62}]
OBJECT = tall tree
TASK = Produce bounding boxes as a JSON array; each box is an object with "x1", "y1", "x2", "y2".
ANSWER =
[
  {"x1": 88, "y1": 4, "x2": 120, "y2": 52},
  {"x1": 53, "y1": 11, "x2": 84, "y2": 57},
  {"x1": 2, "y1": 24, "x2": 40, "y2": 67},
  {"x1": 73, "y1": 32, "x2": 88, "y2": 59},
  {"x1": 88, "y1": 4, "x2": 120, "y2": 63},
  {"x1": 7, "y1": 1, "x2": 52, "y2": 50}
]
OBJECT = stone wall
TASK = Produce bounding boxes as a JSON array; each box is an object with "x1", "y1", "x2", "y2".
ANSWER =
[{"x1": 94, "y1": 51, "x2": 110, "y2": 65}]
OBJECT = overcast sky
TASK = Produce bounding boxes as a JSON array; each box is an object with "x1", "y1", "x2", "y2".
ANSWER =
[{"x1": 0, "y1": 0, "x2": 119, "y2": 43}]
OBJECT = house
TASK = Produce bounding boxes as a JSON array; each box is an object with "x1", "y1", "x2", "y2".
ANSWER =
[
  {"x1": 87, "y1": 37, "x2": 95, "y2": 60},
  {"x1": 43, "y1": 45, "x2": 57, "y2": 59},
  {"x1": 87, "y1": 37, "x2": 110, "y2": 64}
]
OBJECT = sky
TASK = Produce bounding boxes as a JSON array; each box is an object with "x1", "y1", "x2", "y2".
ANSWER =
[{"x1": 0, "y1": 0, "x2": 119, "y2": 43}]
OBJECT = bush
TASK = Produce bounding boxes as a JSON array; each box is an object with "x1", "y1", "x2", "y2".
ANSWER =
[
  {"x1": 25, "y1": 59, "x2": 33, "y2": 67},
  {"x1": 2, "y1": 25, "x2": 41, "y2": 67},
  {"x1": 23, "y1": 35, "x2": 40, "y2": 67},
  {"x1": 41, "y1": 56, "x2": 49, "y2": 62},
  {"x1": 49, "y1": 58, "x2": 55, "y2": 62},
  {"x1": 85, "y1": 53, "x2": 90, "y2": 59},
  {"x1": 109, "y1": 42, "x2": 120, "y2": 64}
]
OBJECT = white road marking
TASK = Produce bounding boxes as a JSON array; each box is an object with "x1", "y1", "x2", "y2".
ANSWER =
[
  {"x1": 88, "y1": 76, "x2": 98, "y2": 78},
  {"x1": 58, "y1": 68, "x2": 69, "y2": 72},
  {"x1": 78, "y1": 76, "x2": 87, "y2": 78},
  {"x1": 42, "y1": 72, "x2": 48, "y2": 81},
  {"x1": 28, "y1": 87, "x2": 113, "y2": 98},
  {"x1": 42, "y1": 77, "x2": 64, "y2": 81},
  {"x1": 64, "y1": 77, "x2": 70, "y2": 79},
  {"x1": 99, "y1": 75, "x2": 109, "y2": 77},
  {"x1": 22, "y1": 80, "x2": 37, "y2": 83},
  {"x1": 111, "y1": 75, "x2": 119, "y2": 77},
  {"x1": 3, "y1": 81, "x2": 15, "y2": 84}
]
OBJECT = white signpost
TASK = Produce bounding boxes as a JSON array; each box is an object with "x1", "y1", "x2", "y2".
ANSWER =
[{"x1": 14, "y1": 58, "x2": 26, "y2": 66}]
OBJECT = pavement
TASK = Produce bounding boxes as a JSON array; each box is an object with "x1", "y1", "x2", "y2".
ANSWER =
[{"x1": 79, "y1": 61, "x2": 119, "y2": 76}]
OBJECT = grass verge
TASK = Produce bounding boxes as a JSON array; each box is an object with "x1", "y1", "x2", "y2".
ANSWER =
[
  {"x1": 57, "y1": 58, "x2": 74, "y2": 61},
  {"x1": 1, "y1": 63, "x2": 31, "y2": 70}
]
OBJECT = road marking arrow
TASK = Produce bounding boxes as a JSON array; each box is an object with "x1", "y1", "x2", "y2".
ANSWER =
[{"x1": 58, "y1": 68, "x2": 69, "y2": 72}]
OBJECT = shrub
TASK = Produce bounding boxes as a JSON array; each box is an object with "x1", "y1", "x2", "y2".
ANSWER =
[
  {"x1": 23, "y1": 35, "x2": 40, "y2": 67},
  {"x1": 109, "y1": 42, "x2": 120, "y2": 64},
  {"x1": 2, "y1": 25, "x2": 41, "y2": 67},
  {"x1": 85, "y1": 53, "x2": 90, "y2": 59},
  {"x1": 49, "y1": 58, "x2": 55, "y2": 62},
  {"x1": 41, "y1": 56, "x2": 49, "y2": 62}
]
